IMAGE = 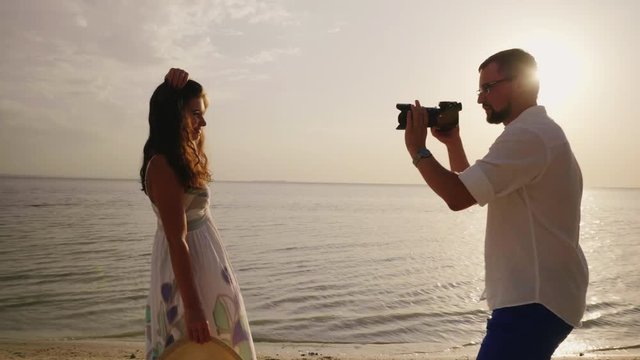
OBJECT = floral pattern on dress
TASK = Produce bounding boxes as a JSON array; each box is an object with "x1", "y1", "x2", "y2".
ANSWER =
[
  {"x1": 145, "y1": 279, "x2": 185, "y2": 360},
  {"x1": 212, "y1": 267, "x2": 253, "y2": 360}
]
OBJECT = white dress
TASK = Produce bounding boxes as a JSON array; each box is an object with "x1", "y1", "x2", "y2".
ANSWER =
[{"x1": 144, "y1": 172, "x2": 256, "y2": 360}]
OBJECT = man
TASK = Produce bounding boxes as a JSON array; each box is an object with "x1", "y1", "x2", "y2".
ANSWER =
[{"x1": 404, "y1": 48, "x2": 589, "y2": 359}]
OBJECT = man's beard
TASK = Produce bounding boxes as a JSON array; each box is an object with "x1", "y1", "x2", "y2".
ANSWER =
[{"x1": 484, "y1": 102, "x2": 511, "y2": 124}]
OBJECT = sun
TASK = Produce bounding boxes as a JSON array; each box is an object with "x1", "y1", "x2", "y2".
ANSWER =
[{"x1": 522, "y1": 36, "x2": 590, "y2": 109}]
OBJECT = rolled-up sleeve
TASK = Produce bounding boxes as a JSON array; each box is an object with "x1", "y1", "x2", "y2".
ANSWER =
[{"x1": 459, "y1": 164, "x2": 494, "y2": 206}]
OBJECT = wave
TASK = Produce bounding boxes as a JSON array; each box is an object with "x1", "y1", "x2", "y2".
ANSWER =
[
  {"x1": 589, "y1": 343, "x2": 640, "y2": 353},
  {"x1": 580, "y1": 302, "x2": 640, "y2": 329},
  {"x1": 251, "y1": 336, "x2": 408, "y2": 345},
  {"x1": 25, "y1": 203, "x2": 80, "y2": 208},
  {"x1": 76, "y1": 330, "x2": 145, "y2": 340}
]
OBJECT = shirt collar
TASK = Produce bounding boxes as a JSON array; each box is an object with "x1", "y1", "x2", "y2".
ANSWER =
[{"x1": 506, "y1": 105, "x2": 546, "y2": 127}]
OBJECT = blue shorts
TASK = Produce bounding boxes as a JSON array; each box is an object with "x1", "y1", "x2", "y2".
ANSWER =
[{"x1": 476, "y1": 303, "x2": 573, "y2": 360}]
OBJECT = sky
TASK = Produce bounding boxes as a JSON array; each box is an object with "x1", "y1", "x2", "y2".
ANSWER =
[{"x1": 1, "y1": 0, "x2": 639, "y2": 188}]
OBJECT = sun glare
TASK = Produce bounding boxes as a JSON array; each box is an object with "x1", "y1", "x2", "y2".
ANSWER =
[{"x1": 523, "y1": 36, "x2": 589, "y2": 109}]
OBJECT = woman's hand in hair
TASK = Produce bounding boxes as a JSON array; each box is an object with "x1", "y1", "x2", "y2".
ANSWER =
[{"x1": 165, "y1": 68, "x2": 189, "y2": 89}]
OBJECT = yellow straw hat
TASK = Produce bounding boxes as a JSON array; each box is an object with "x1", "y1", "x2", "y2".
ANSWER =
[{"x1": 159, "y1": 337, "x2": 242, "y2": 360}]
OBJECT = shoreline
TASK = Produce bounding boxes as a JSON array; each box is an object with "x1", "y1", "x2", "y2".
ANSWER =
[{"x1": 1, "y1": 339, "x2": 639, "y2": 360}]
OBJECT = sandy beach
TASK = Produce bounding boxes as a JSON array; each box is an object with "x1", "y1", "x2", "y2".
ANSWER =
[{"x1": 0, "y1": 340, "x2": 639, "y2": 360}]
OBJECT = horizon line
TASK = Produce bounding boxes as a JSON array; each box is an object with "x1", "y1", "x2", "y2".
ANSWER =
[
  {"x1": 0, "y1": 173, "x2": 421, "y2": 187},
  {"x1": 0, "y1": 173, "x2": 638, "y2": 190}
]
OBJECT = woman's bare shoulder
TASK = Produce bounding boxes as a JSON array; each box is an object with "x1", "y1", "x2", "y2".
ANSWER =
[
  {"x1": 147, "y1": 155, "x2": 180, "y2": 186},
  {"x1": 147, "y1": 155, "x2": 184, "y2": 205},
  {"x1": 147, "y1": 154, "x2": 170, "y2": 173}
]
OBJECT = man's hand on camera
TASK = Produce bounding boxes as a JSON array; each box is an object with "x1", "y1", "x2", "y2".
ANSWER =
[
  {"x1": 431, "y1": 126, "x2": 461, "y2": 147},
  {"x1": 165, "y1": 68, "x2": 189, "y2": 89},
  {"x1": 404, "y1": 100, "x2": 430, "y2": 155}
]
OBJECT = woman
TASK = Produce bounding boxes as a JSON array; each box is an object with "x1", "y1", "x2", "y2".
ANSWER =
[{"x1": 140, "y1": 68, "x2": 255, "y2": 360}]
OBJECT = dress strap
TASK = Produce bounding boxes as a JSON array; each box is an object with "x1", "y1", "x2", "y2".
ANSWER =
[{"x1": 144, "y1": 155, "x2": 158, "y2": 196}]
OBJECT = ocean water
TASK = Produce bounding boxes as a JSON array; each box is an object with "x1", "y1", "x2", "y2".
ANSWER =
[{"x1": 0, "y1": 177, "x2": 638, "y2": 355}]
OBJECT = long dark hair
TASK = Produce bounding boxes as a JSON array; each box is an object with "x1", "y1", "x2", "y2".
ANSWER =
[{"x1": 140, "y1": 79, "x2": 211, "y2": 192}]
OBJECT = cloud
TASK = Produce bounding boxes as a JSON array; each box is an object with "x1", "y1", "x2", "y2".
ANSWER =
[
  {"x1": 219, "y1": 28, "x2": 245, "y2": 36},
  {"x1": 0, "y1": 0, "x2": 300, "y2": 118},
  {"x1": 244, "y1": 48, "x2": 301, "y2": 64},
  {"x1": 210, "y1": 68, "x2": 270, "y2": 82},
  {"x1": 328, "y1": 22, "x2": 347, "y2": 33},
  {"x1": 220, "y1": 0, "x2": 296, "y2": 25},
  {"x1": 0, "y1": 0, "x2": 304, "y2": 177}
]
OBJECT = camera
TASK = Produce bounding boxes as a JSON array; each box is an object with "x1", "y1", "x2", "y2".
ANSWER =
[{"x1": 396, "y1": 101, "x2": 462, "y2": 131}]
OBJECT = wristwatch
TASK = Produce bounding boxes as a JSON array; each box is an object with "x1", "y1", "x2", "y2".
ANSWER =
[{"x1": 412, "y1": 148, "x2": 432, "y2": 166}]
